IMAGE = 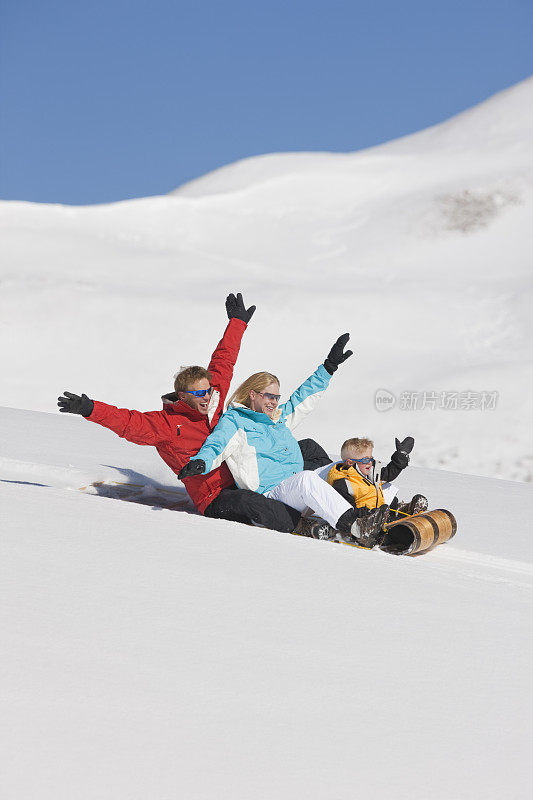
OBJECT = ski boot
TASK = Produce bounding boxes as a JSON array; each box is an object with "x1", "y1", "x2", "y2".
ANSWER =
[
  {"x1": 294, "y1": 516, "x2": 337, "y2": 541},
  {"x1": 335, "y1": 505, "x2": 388, "y2": 548},
  {"x1": 396, "y1": 494, "x2": 428, "y2": 517},
  {"x1": 348, "y1": 505, "x2": 388, "y2": 549}
]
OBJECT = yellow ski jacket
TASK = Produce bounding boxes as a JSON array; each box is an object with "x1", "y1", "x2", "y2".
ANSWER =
[{"x1": 327, "y1": 463, "x2": 385, "y2": 509}]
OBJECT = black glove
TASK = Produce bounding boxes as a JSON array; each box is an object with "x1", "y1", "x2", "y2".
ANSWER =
[
  {"x1": 178, "y1": 460, "x2": 206, "y2": 480},
  {"x1": 356, "y1": 506, "x2": 373, "y2": 518},
  {"x1": 391, "y1": 436, "x2": 414, "y2": 469},
  {"x1": 225, "y1": 292, "x2": 256, "y2": 324},
  {"x1": 395, "y1": 436, "x2": 414, "y2": 455},
  {"x1": 323, "y1": 333, "x2": 353, "y2": 375},
  {"x1": 57, "y1": 391, "x2": 94, "y2": 417}
]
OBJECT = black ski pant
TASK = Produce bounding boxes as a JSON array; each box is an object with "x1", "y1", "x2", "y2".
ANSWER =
[
  {"x1": 203, "y1": 438, "x2": 331, "y2": 533},
  {"x1": 204, "y1": 487, "x2": 301, "y2": 533},
  {"x1": 298, "y1": 438, "x2": 331, "y2": 471}
]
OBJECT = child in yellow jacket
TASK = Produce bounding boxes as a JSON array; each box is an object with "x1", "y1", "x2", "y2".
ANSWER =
[{"x1": 326, "y1": 436, "x2": 428, "y2": 520}]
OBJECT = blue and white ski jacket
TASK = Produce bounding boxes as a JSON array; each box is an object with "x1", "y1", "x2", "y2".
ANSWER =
[{"x1": 194, "y1": 364, "x2": 332, "y2": 494}]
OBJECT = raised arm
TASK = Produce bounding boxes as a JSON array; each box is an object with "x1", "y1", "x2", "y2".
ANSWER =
[
  {"x1": 282, "y1": 333, "x2": 353, "y2": 431},
  {"x1": 57, "y1": 392, "x2": 169, "y2": 446},
  {"x1": 281, "y1": 364, "x2": 332, "y2": 431},
  {"x1": 380, "y1": 437, "x2": 414, "y2": 483},
  {"x1": 208, "y1": 293, "x2": 256, "y2": 399}
]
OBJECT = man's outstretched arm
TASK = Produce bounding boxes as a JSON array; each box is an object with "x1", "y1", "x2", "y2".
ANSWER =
[
  {"x1": 57, "y1": 391, "x2": 169, "y2": 446},
  {"x1": 207, "y1": 293, "x2": 256, "y2": 400}
]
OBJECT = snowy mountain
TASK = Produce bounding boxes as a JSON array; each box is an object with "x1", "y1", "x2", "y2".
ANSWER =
[
  {"x1": 1, "y1": 77, "x2": 532, "y2": 482},
  {"x1": 173, "y1": 75, "x2": 533, "y2": 196}
]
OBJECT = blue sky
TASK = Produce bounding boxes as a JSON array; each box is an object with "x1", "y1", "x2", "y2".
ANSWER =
[{"x1": 1, "y1": 0, "x2": 532, "y2": 205}]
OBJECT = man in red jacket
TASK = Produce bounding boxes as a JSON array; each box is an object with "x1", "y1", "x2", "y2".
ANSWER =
[{"x1": 58, "y1": 293, "x2": 302, "y2": 532}]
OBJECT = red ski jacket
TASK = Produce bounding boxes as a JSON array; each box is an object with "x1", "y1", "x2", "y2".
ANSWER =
[{"x1": 85, "y1": 317, "x2": 247, "y2": 513}]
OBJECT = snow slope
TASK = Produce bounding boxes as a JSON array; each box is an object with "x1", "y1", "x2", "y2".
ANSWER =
[
  {"x1": 1, "y1": 406, "x2": 532, "y2": 800},
  {"x1": 2, "y1": 79, "x2": 533, "y2": 795},
  {"x1": 1, "y1": 77, "x2": 533, "y2": 480}
]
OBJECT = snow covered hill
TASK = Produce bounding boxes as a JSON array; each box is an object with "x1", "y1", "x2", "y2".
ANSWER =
[
  {"x1": 173, "y1": 76, "x2": 533, "y2": 197},
  {"x1": 1, "y1": 406, "x2": 532, "y2": 799},
  {"x1": 1, "y1": 77, "x2": 533, "y2": 481},
  {"x1": 2, "y1": 78, "x2": 533, "y2": 796}
]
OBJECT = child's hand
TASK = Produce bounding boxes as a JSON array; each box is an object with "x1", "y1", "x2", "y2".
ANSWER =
[
  {"x1": 391, "y1": 437, "x2": 414, "y2": 470},
  {"x1": 395, "y1": 436, "x2": 414, "y2": 455},
  {"x1": 356, "y1": 506, "x2": 373, "y2": 517}
]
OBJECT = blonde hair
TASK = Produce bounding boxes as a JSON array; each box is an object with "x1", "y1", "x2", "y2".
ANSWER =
[
  {"x1": 341, "y1": 437, "x2": 374, "y2": 460},
  {"x1": 174, "y1": 366, "x2": 212, "y2": 393},
  {"x1": 227, "y1": 372, "x2": 280, "y2": 409}
]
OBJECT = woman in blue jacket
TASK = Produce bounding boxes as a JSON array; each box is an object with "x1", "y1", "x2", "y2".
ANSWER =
[{"x1": 179, "y1": 335, "x2": 386, "y2": 546}]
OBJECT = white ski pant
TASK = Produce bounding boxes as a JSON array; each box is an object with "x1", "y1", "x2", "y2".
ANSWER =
[{"x1": 263, "y1": 470, "x2": 352, "y2": 528}]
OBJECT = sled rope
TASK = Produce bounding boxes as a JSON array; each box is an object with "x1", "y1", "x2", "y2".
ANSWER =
[{"x1": 382, "y1": 506, "x2": 425, "y2": 531}]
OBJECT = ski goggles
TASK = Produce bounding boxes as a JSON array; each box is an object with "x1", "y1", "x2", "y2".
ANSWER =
[
  {"x1": 257, "y1": 392, "x2": 281, "y2": 403},
  {"x1": 347, "y1": 456, "x2": 374, "y2": 465},
  {"x1": 185, "y1": 387, "x2": 214, "y2": 398}
]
